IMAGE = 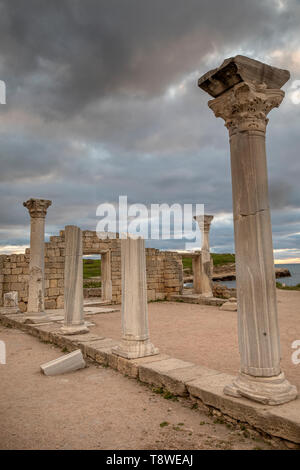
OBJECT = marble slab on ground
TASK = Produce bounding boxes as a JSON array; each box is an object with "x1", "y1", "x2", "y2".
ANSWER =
[
  {"x1": 40, "y1": 349, "x2": 86, "y2": 376},
  {"x1": 83, "y1": 299, "x2": 112, "y2": 307},
  {"x1": 84, "y1": 306, "x2": 120, "y2": 315}
]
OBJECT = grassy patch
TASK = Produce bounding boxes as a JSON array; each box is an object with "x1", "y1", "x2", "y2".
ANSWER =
[
  {"x1": 83, "y1": 259, "x2": 101, "y2": 279},
  {"x1": 183, "y1": 253, "x2": 235, "y2": 272},
  {"x1": 152, "y1": 386, "x2": 178, "y2": 400},
  {"x1": 276, "y1": 282, "x2": 300, "y2": 291},
  {"x1": 159, "y1": 421, "x2": 169, "y2": 428},
  {"x1": 211, "y1": 253, "x2": 235, "y2": 266}
]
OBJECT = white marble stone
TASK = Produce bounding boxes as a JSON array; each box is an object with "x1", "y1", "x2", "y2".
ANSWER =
[
  {"x1": 40, "y1": 349, "x2": 86, "y2": 376},
  {"x1": 60, "y1": 226, "x2": 89, "y2": 335},
  {"x1": 112, "y1": 234, "x2": 158, "y2": 359},
  {"x1": 198, "y1": 55, "x2": 297, "y2": 405}
]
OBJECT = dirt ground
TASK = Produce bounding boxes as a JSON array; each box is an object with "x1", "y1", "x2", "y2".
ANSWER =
[
  {"x1": 1, "y1": 288, "x2": 298, "y2": 450},
  {"x1": 90, "y1": 289, "x2": 300, "y2": 391},
  {"x1": 0, "y1": 327, "x2": 275, "y2": 450}
]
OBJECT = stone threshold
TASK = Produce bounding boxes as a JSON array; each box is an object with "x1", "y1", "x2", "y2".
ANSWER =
[
  {"x1": 0, "y1": 311, "x2": 299, "y2": 446},
  {"x1": 169, "y1": 294, "x2": 225, "y2": 306}
]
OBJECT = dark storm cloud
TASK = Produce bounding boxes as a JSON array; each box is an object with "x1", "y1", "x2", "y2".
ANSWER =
[{"x1": 0, "y1": 0, "x2": 300, "y2": 257}]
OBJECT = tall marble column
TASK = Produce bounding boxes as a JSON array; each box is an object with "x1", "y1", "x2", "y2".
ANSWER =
[
  {"x1": 194, "y1": 215, "x2": 214, "y2": 296},
  {"x1": 113, "y1": 234, "x2": 159, "y2": 359},
  {"x1": 60, "y1": 225, "x2": 89, "y2": 335},
  {"x1": 198, "y1": 55, "x2": 297, "y2": 404},
  {"x1": 23, "y1": 198, "x2": 52, "y2": 314}
]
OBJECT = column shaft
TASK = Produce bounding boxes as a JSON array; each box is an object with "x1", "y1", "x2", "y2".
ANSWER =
[
  {"x1": 23, "y1": 198, "x2": 51, "y2": 315},
  {"x1": 60, "y1": 226, "x2": 88, "y2": 335},
  {"x1": 113, "y1": 235, "x2": 158, "y2": 359},
  {"x1": 27, "y1": 217, "x2": 45, "y2": 312},
  {"x1": 230, "y1": 130, "x2": 280, "y2": 376}
]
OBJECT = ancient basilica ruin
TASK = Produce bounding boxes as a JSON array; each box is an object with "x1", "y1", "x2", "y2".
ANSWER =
[{"x1": 0, "y1": 55, "x2": 299, "y2": 446}]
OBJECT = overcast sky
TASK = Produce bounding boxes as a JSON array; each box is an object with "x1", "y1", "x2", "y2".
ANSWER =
[{"x1": 0, "y1": 0, "x2": 300, "y2": 261}]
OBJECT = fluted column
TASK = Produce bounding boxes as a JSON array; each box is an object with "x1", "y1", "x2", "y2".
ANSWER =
[
  {"x1": 23, "y1": 198, "x2": 52, "y2": 314},
  {"x1": 113, "y1": 234, "x2": 158, "y2": 359},
  {"x1": 194, "y1": 215, "x2": 214, "y2": 296},
  {"x1": 198, "y1": 55, "x2": 297, "y2": 405},
  {"x1": 60, "y1": 226, "x2": 88, "y2": 335}
]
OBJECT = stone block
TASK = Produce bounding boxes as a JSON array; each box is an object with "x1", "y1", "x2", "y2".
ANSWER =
[
  {"x1": 40, "y1": 349, "x2": 86, "y2": 376},
  {"x1": 4, "y1": 291, "x2": 18, "y2": 308},
  {"x1": 220, "y1": 301, "x2": 238, "y2": 311}
]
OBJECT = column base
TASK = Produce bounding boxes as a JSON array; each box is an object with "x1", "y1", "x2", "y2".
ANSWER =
[
  {"x1": 199, "y1": 292, "x2": 213, "y2": 298},
  {"x1": 224, "y1": 372, "x2": 298, "y2": 405},
  {"x1": 112, "y1": 338, "x2": 159, "y2": 359},
  {"x1": 59, "y1": 323, "x2": 89, "y2": 335}
]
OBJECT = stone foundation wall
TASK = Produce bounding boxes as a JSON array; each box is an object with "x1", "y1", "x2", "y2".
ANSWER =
[{"x1": 0, "y1": 231, "x2": 183, "y2": 311}]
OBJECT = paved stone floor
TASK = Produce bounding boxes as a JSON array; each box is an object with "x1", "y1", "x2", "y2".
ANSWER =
[
  {"x1": 90, "y1": 289, "x2": 300, "y2": 391},
  {"x1": 0, "y1": 326, "x2": 275, "y2": 450}
]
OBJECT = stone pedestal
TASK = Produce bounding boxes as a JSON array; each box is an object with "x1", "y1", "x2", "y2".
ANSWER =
[
  {"x1": 113, "y1": 235, "x2": 158, "y2": 359},
  {"x1": 198, "y1": 55, "x2": 297, "y2": 405},
  {"x1": 60, "y1": 226, "x2": 89, "y2": 335},
  {"x1": 23, "y1": 198, "x2": 52, "y2": 315},
  {"x1": 194, "y1": 215, "x2": 214, "y2": 297}
]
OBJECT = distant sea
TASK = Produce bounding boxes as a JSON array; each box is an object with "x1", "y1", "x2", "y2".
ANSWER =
[{"x1": 220, "y1": 264, "x2": 300, "y2": 288}]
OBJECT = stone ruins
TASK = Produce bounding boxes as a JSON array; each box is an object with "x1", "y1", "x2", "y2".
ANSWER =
[{"x1": 0, "y1": 55, "x2": 298, "y2": 432}]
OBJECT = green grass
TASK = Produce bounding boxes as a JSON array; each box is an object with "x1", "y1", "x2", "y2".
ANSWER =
[
  {"x1": 83, "y1": 259, "x2": 101, "y2": 279},
  {"x1": 276, "y1": 282, "x2": 300, "y2": 291},
  {"x1": 83, "y1": 253, "x2": 236, "y2": 280},
  {"x1": 182, "y1": 253, "x2": 235, "y2": 271},
  {"x1": 211, "y1": 253, "x2": 235, "y2": 266}
]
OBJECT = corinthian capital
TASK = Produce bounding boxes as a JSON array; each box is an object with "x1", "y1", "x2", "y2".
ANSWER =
[
  {"x1": 194, "y1": 214, "x2": 214, "y2": 232},
  {"x1": 23, "y1": 198, "x2": 52, "y2": 218},
  {"x1": 208, "y1": 81, "x2": 284, "y2": 135}
]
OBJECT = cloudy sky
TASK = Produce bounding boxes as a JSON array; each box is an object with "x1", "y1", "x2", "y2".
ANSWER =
[{"x1": 0, "y1": 0, "x2": 300, "y2": 261}]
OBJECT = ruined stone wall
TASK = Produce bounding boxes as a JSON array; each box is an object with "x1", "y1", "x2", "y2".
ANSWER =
[
  {"x1": 0, "y1": 231, "x2": 183, "y2": 311},
  {"x1": 0, "y1": 256, "x2": 4, "y2": 307}
]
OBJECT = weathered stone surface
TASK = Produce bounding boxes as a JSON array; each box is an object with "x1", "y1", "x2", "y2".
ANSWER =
[
  {"x1": 40, "y1": 349, "x2": 86, "y2": 376},
  {"x1": 139, "y1": 358, "x2": 222, "y2": 396},
  {"x1": 198, "y1": 55, "x2": 290, "y2": 98},
  {"x1": 186, "y1": 373, "x2": 300, "y2": 443},
  {"x1": 219, "y1": 301, "x2": 237, "y2": 311},
  {"x1": 83, "y1": 306, "x2": 119, "y2": 315},
  {"x1": 4, "y1": 291, "x2": 18, "y2": 308}
]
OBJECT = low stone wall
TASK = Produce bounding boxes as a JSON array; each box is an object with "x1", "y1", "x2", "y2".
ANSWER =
[
  {"x1": 83, "y1": 287, "x2": 102, "y2": 299},
  {"x1": 0, "y1": 231, "x2": 183, "y2": 311}
]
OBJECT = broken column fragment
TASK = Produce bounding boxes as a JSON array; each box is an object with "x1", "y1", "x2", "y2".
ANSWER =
[
  {"x1": 40, "y1": 349, "x2": 86, "y2": 376},
  {"x1": 198, "y1": 55, "x2": 297, "y2": 405}
]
